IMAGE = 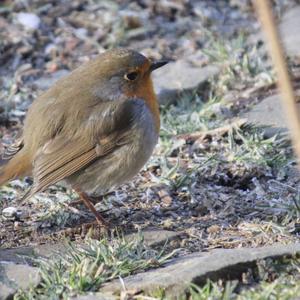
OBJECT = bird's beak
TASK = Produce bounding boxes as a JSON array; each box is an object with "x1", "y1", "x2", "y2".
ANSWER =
[{"x1": 149, "y1": 60, "x2": 169, "y2": 72}]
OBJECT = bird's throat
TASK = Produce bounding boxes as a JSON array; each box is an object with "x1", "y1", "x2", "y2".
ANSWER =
[{"x1": 127, "y1": 77, "x2": 160, "y2": 133}]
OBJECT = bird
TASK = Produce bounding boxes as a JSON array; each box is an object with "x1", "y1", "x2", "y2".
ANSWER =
[{"x1": 0, "y1": 48, "x2": 168, "y2": 226}]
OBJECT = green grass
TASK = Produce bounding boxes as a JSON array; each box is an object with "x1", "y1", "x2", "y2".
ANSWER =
[
  {"x1": 159, "y1": 91, "x2": 231, "y2": 162},
  {"x1": 160, "y1": 94, "x2": 226, "y2": 139},
  {"x1": 226, "y1": 125, "x2": 291, "y2": 170},
  {"x1": 15, "y1": 233, "x2": 175, "y2": 299},
  {"x1": 157, "y1": 116, "x2": 292, "y2": 193},
  {"x1": 203, "y1": 33, "x2": 274, "y2": 93},
  {"x1": 188, "y1": 281, "x2": 237, "y2": 300},
  {"x1": 237, "y1": 276, "x2": 300, "y2": 300}
]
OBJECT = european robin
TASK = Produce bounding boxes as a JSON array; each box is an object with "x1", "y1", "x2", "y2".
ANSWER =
[{"x1": 0, "y1": 48, "x2": 168, "y2": 226}]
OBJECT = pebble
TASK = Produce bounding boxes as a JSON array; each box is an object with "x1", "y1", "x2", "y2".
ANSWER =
[
  {"x1": 16, "y1": 12, "x2": 41, "y2": 30},
  {"x1": 2, "y1": 207, "x2": 18, "y2": 220},
  {"x1": 74, "y1": 28, "x2": 88, "y2": 40}
]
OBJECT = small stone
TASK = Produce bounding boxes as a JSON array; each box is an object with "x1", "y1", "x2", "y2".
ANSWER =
[
  {"x1": 45, "y1": 43, "x2": 57, "y2": 56},
  {"x1": 243, "y1": 93, "x2": 300, "y2": 135},
  {"x1": 16, "y1": 12, "x2": 40, "y2": 30},
  {"x1": 280, "y1": 7, "x2": 300, "y2": 58},
  {"x1": 102, "y1": 243, "x2": 300, "y2": 298},
  {"x1": 74, "y1": 28, "x2": 88, "y2": 40},
  {"x1": 0, "y1": 283, "x2": 14, "y2": 300},
  {"x1": 0, "y1": 263, "x2": 41, "y2": 298},
  {"x1": 158, "y1": 189, "x2": 172, "y2": 206},
  {"x1": 152, "y1": 60, "x2": 219, "y2": 105},
  {"x1": 2, "y1": 207, "x2": 18, "y2": 220},
  {"x1": 3, "y1": 263, "x2": 41, "y2": 289}
]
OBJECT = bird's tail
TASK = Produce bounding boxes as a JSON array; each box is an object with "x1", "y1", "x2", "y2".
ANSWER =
[{"x1": 0, "y1": 153, "x2": 31, "y2": 186}]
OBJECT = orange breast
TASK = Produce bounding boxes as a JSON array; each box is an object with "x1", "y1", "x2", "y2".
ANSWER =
[{"x1": 125, "y1": 76, "x2": 160, "y2": 133}]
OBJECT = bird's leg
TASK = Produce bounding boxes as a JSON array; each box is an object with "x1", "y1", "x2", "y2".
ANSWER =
[{"x1": 73, "y1": 188, "x2": 109, "y2": 227}]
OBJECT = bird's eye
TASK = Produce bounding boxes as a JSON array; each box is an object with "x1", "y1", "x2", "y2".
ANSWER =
[{"x1": 124, "y1": 71, "x2": 138, "y2": 81}]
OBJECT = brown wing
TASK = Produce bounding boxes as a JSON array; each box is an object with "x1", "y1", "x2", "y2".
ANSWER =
[{"x1": 23, "y1": 99, "x2": 144, "y2": 200}]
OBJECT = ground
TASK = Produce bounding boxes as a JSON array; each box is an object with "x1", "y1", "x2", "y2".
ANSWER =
[{"x1": 1, "y1": 0, "x2": 300, "y2": 299}]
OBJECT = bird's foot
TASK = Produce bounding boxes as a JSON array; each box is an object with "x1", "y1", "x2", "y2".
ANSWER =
[{"x1": 72, "y1": 187, "x2": 109, "y2": 228}]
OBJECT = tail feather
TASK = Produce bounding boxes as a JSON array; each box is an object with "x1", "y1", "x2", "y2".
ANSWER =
[
  {"x1": 20, "y1": 187, "x2": 33, "y2": 203},
  {"x1": 0, "y1": 152, "x2": 31, "y2": 186}
]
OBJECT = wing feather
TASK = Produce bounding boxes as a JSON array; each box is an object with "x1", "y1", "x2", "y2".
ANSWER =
[
  {"x1": 23, "y1": 99, "x2": 144, "y2": 200},
  {"x1": 33, "y1": 147, "x2": 97, "y2": 194}
]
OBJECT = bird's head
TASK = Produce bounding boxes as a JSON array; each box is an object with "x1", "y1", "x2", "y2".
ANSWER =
[{"x1": 88, "y1": 48, "x2": 168, "y2": 102}]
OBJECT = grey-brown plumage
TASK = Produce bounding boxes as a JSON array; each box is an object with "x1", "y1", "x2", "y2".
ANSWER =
[{"x1": 0, "y1": 49, "x2": 167, "y2": 225}]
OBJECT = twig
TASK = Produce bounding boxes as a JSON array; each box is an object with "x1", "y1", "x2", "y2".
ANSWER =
[
  {"x1": 176, "y1": 118, "x2": 247, "y2": 141},
  {"x1": 253, "y1": 0, "x2": 300, "y2": 166}
]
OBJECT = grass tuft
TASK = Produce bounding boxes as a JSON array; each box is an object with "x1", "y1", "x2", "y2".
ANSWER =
[
  {"x1": 15, "y1": 233, "x2": 175, "y2": 299},
  {"x1": 204, "y1": 33, "x2": 274, "y2": 93},
  {"x1": 227, "y1": 125, "x2": 291, "y2": 170}
]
